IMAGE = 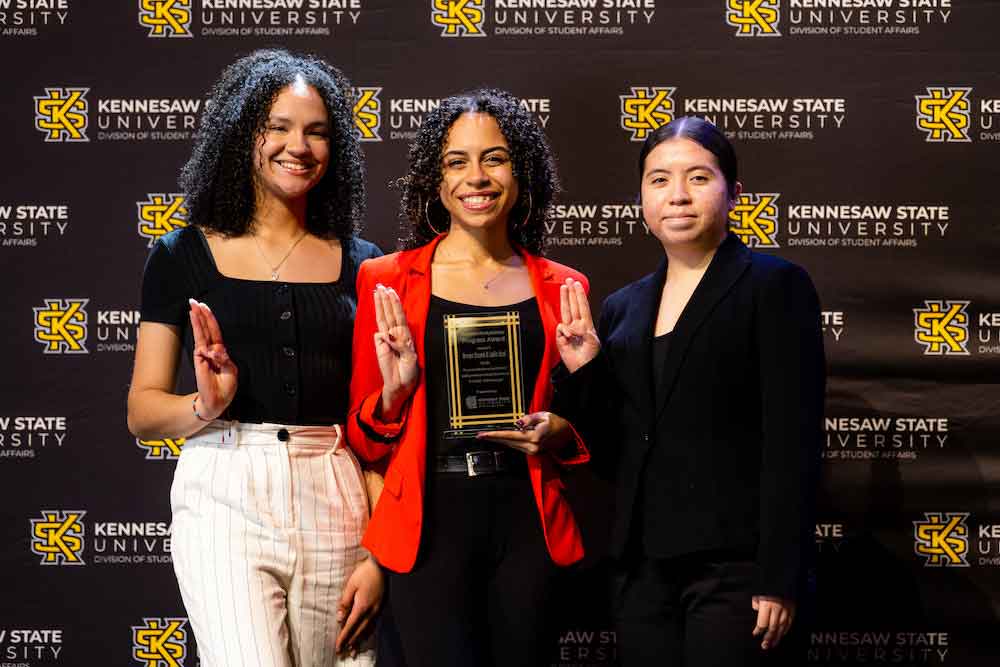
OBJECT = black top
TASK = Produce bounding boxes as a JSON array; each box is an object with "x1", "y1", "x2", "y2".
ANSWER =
[
  {"x1": 424, "y1": 295, "x2": 543, "y2": 457},
  {"x1": 642, "y1": 330, "x2": 673, "y2": 554},
  {"x1": 139, "y1": 225, "x2": 382, "y2": 425}
]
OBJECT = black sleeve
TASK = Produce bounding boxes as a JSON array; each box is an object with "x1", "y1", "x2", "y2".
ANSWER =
[
  {"x1": 551, "y1": 298, "x2": 618, "y2": 478},
  {"x1": 754, "y1": 262, "x2": 826, "y2": 600},
  {"x1": 139, "y1": 238, "x2": 188, "y2": 326}
]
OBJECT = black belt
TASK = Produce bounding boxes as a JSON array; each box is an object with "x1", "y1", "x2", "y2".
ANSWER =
[{"x1": 435, "y1": 450, "x2": 527, "y2": 477}]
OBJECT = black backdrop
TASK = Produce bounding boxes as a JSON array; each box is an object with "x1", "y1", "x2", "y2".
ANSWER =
[{"x1": 3, "y1": 1, "x2": 1000, "y2": 665}]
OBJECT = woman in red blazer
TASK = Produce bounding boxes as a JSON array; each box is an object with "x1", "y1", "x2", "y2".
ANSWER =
[{"x1": 347, "y1": 89, "x2": 589, "y2": 666}]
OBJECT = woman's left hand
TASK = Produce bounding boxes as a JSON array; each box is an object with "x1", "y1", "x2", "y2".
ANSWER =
[
  {"x1": 336, "y1": 556, "x2": 384, "y2": 657},
  {"x1": 476, "y1": 411, "x2": 572, "y2": 456},
  {"x1": 751, "y1": 595, "x2": 796, "y2": 650}
]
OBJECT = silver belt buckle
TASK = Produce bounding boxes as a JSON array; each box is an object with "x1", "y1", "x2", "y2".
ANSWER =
[{"x1": 466, "y1": 451, "x2": 500, "y2": 477}]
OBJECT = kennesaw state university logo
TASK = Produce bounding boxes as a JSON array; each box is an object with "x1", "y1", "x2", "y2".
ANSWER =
[
  {"x1": 34, "y1": 88, "x2": 89, "y2": 142},
  {"x1": 620, "y1": 87, "x2": 675, "y2": 142},
  {"x1": 138, "y1": 194, "x2": 188, "y2": 246},
  {"x1": 137, "y1": 438, "x2": 185, "y2": 460},
  {"x1": 915, "y1": 87, "x2": 972, "y2": 143},
  {"x1": 132, "y1": 618, "x2": 189, "y2": 667},
  {"x1": 31, "y1": 510, "x2": 86, "y2": 565},
  {"x1": 913, "y1": 512, "x2": 970, "y2": 567},
  {"x1": 353, "y1": 87, "x2": 382, "y2": 141},
  {"x1": 34, "y1": 298, "x2": 89, "y2": 354},
  {"x1": 726, "y1": 0, "x2": 780, "y2": 37},
  {"x1": 431, "y1": 0, "x2": 485, "y2": 37},
  {"x1": 729, "y1": 193, "x2": 780, "y2": 248},
  {"x1": 913, "y1": 300, "x2": 970, "y2": 356},
  {"x1": 138, "y1": 0, "x2": 193, "y2": 38}
]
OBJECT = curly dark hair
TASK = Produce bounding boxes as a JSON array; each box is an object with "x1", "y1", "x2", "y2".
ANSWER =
[
  {"x1": 179, "y1": 48, "x2": 365, "y2": 239},
  {"x1": 398, "y1": 88, "x2": 559, "y2": 255}
]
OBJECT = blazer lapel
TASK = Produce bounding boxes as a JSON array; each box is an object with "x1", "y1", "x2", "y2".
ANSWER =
[
  {"x1": 653, "y1": 233, "x2": 751, "y2": 424},
  {"x1": 621, "y1": 260, "x2": 665, "y2": 423}
]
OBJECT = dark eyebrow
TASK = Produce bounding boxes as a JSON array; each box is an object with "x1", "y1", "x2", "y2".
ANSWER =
[
  {"x1": 267, "y1": 115, "x2": 328, "y2": 129},
  {"x1": 443, "y1": 146, "x2": 510, "y2": 159}
]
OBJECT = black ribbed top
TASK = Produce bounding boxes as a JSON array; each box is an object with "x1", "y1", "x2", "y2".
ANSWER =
[{"x1": 139, "y1": 225, "x2": 382, "y2": 425}]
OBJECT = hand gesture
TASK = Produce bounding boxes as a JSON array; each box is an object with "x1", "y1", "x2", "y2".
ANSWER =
[
  {"x1": 336, "y1": 556, "x2": 384, "y2": 657},
  {"x1": 373, "y1": 284, "x2": 419, "y2": 420},
  {"x1": 188, "y1": 299, "x2": 237, "y2": 420},
  {"x1": 752, "y1": 595, "x2": 796, "y2": 650},
  {"x1": 476, "y1": 411, "x2": 571, "y2": 456},
  {"x1": 556, "y1": 278, "x2": 600, "y2": 373}
]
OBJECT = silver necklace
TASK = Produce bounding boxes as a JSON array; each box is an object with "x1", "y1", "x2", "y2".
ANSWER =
[{"x1": 251, "y1": 229, "x2": 308, "y2": 281}]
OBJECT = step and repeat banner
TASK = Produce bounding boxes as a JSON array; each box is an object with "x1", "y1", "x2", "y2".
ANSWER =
[{"x1": 2, "y1": 1, "x2": 999, "y2": 665}]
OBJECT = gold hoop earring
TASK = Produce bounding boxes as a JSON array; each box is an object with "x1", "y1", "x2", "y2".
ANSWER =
[
  {"x1": 424, "y1": 197, "x2": 444, "y2": 236},
  {"x1": 515, "y1": 190, "x2": 533, "y2": 230}
]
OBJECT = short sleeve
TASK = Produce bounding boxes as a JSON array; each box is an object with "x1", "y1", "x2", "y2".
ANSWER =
[{"x1": 140, "y1": 238, "x2": 188, "y2": 326}]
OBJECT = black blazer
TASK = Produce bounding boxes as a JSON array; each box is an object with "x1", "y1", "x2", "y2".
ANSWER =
[{"x1": 555, "y1": 233, "x2": 825, "y2": 599}]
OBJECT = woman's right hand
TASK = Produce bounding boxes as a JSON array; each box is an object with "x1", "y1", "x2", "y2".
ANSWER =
[
  {"x1": 373, "y1": 284, "x2": 418, "y2": 421},
  {"x1": 189, "y1": 299, "x2": 237, "y2": 420},
  {"x1": 556, "y1": 278, "x2": 601, "y2": 373}
]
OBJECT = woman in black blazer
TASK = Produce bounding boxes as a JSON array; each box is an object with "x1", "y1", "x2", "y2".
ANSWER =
[{"x1": 554, "y1": 117, "x2": 825, "y2": 666}]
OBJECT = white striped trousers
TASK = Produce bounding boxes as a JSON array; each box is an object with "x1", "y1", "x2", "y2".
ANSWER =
[{"x1": 170, "y1": 420, "x2": 374, "y2": 667}]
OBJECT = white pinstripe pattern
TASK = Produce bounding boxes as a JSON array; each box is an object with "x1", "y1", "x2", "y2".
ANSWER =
[{"x1": 170, "y1": 421, "x2": 374, "y2": 667}]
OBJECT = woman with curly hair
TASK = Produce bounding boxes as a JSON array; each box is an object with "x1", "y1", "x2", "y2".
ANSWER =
[
  {"x1": 347, "y1": 88, "x2": 590, "y2": 666},
  {"x1": 126, "y1": 49, "x2": 382, "y2": 666}
]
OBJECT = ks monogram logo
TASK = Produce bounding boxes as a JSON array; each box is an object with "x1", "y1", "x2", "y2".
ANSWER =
[
  {"x1": 31, "y1": 511, "x2": 86, "y2": 565},
  {"x1": 915, "y1": 87, "x2": 972, "y2": 142},
  {"x1": 139, "y1": 0, "x2": 193, "y2": 38},
  {"x1": 138, "y1": 194, "x2": 189, "y2": 246},
  {"x1": 913, "y1": 300, "x2": 970, "y2": 355},
  {"x1": 913, "y1": 512, "x2": 970, "y2": 567},
  {"x1": 34, "y1": 88, "x2": 89, "y2": 142},
  {"x1": 726, "y1": 0, "x2": 781, "y2": 37},
  {"x1": 431, "y1": 0, "x2": 486, "y2": 37},
  {"x1": 620, "y1": 87, "x2": 675, "y2": 142},
  {"x1": 353, "y1": 87, "x2": 383, "y2": 141},
  {"x1": 132, "y1": 618, "x2": 189, "y2": 667},
  {"x1": 34, "y1": 299, "x2": 89, "y2": 354}
]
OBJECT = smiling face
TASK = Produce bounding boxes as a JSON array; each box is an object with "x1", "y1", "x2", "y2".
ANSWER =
[
  {"x1": 641, "y1": 137, "x2": 741, "y2": 251},
  {"x1": 437, "y1": 112, "x2": 519, "y2": 233},
  {"x1": 253, "y1": 78, "x2": 331, "y2": 206}
]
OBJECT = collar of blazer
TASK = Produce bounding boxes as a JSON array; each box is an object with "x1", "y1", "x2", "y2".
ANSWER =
[{"x1": 623, "y1": 232, "x2": 752, "y2": 425}]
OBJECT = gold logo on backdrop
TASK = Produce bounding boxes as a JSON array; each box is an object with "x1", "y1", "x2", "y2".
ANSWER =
[
  {"x1": 34, "y1": 88, "x2": 89, "y2": 142},
  {"x1": 431, "y1": 0, "x2": 485, "y2": 37},
  {"x1": 913, "y1": 300, "x2": 970, "y2": 355},
  {"x1": 915, "y1": 87, "x2": 972, "y2": 142},
  {"x1": 137, "y1": 438, "x2": 185, "y2": 460},
  {"x1": 726, "y1": 0, "x2": 781, "y2": 37},
  {"x1": 620, "y1": 87, "x2": 675, "y2": 142},
  {"x1": 138, "y1": 0, "x2": 193, "y2": 38},
  {"x1": 729, "y1": 193, "x2": 780, "y2": 248},
  {"x1": 31, "y1": 510, "x2": 86, "y2": 565},
  {"x1": 353, "y1": 87, "x2": 383, "y2": 142},
  {"x1": 34, "y1": 299, "x2": 89, "y2": 354},
  {"x1": 913, "y1": 512, "x2": 969, "y2": 567},
  {"x1": 132, "y1": 618, "x2": 188, "y2": 667},
  {"x1": 138, "y1": 194, "x2": 188, "y2": 246}
]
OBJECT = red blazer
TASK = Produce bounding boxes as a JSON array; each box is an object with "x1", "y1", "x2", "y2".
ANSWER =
[{"x1": 347, "y1": 235, "x2": 590, "y2": 573}]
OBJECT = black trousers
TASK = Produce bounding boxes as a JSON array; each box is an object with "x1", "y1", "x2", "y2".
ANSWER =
[
  {"x1": 387, "y1": 470, "x2": 557, "y2": 667},
  {"x1": 614, "y1": 552, "x2": 764, "y2": 667}
]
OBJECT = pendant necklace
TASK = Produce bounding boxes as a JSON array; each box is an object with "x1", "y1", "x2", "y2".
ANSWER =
[{"x1": 251, "y1": 229, "x2": 308, "y2": 281}]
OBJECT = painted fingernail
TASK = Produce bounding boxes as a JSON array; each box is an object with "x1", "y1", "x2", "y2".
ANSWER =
[
  {"x1": 200, "y1": 301, "x2": 211, "y2": 311},
  {"x1": 188, "y1": 298, "x2": 198, "y2": 306}
]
